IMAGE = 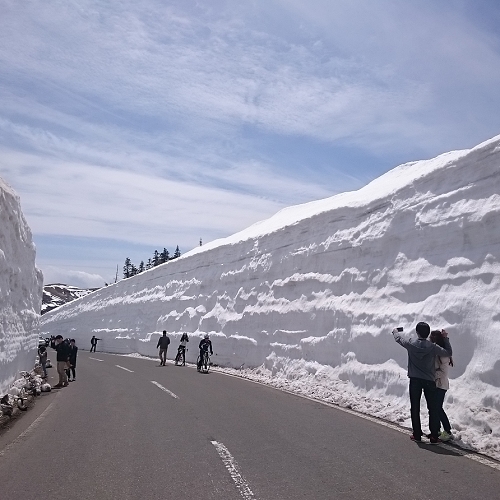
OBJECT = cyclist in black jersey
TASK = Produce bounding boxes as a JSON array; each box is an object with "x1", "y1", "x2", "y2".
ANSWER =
[{"x1": 197, "y1": 334, "x2": 213, "y2": 371}]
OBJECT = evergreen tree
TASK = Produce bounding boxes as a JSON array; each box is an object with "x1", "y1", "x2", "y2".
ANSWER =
[
  {"x1": 173, "y1": 245, "x2": 181, "y2": 259},
  {"x1": 153, "y1": 250, "x2": 160, "y2": 267},
  {"x1": 160, "y1": 247, "x2": 169, "y2": 263},
  {"x1": 138, "y1": 261, "x2": 145, "y2": 273},
  {"x1": 131, "y1": 264, "x2": 138, "y2": 276},
  {"x1": 123, "y1": 257, "x2": 132, "y2": 278},
  {"x1": 146, "y1": 258, "x2": 153, "y2": 270}
]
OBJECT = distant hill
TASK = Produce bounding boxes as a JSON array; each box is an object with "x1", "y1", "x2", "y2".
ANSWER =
[{"x1": 42, "y1": 283, "x2": 100, "y2": 315}]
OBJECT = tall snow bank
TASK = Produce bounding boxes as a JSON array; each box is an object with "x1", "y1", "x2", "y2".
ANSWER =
[
  {"x1": 41, "y1": 135, "x2": 500, "y2": 458},
  {"x1": 0, "y1": 177, "x2": 43, "y2": 395}
]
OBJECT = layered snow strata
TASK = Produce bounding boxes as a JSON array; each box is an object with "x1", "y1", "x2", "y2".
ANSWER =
[
  {"x1": 40, "y1": 135, "x2": 500, "y2": 458},
  {"x1": 0, "y1": 177, "x2": 43, "y2": 395}
]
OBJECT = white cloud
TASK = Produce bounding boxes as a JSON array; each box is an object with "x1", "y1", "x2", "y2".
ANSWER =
[
  {"x1": 4, "y1": 0, "x2": 496, "y2": 154},
  {"x1": 1, "y1": 149, "x2": 293, "y2": 247}
]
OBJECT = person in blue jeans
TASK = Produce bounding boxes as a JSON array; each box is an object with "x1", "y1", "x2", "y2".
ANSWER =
[
  {"x1": 430, "y1": 329, "x2": 454, "y2": 441},
  {"x1": 393, "y1": 322, "x2": 452, "y2": 443}
]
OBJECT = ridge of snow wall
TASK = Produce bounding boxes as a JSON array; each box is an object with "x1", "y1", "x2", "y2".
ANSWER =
[
  {"x1": 40, "y1": 137, "x2": 500, "y2": 457},
  {"x1": 0, "y1": 177, "x2": 43, "y2": 395}
]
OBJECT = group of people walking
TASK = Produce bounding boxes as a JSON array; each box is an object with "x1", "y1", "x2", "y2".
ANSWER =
[
  {"x1": 393, "y1": 322, "x2": 453, "y2": 444},
  {"x1": 156, "y1": 331, "x2": 213, "y2": 370}
]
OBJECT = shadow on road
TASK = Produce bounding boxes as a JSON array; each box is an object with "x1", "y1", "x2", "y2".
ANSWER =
[{"x1": 415, "y1": 442, "x2": 462, "y2": 456}]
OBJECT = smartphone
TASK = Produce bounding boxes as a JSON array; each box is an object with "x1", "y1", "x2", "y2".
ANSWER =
[{"x1": 396, "y1": 327, "x2": 404, "y2": 332}]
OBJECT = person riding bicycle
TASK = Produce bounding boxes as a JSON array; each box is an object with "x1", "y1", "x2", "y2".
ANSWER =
[
  {"x1": 197, "y1": 334, "x2": 213, "y2": 371},
  {"x1": 175, "y1": 332, "x2": 189, "y2": 365}
]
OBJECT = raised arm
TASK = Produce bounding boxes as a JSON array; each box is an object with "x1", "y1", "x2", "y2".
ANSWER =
[
  {"x1": 433, "y1": 330, "x2": 452, "y2": 357},
  {"x1": 392, "y1": 328, "x2": 409, "y2": 348}
]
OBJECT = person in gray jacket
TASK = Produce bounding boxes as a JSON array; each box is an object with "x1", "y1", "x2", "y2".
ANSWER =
[{"x1": 393, "y1": 322, "x2": 452, "y2": 443}]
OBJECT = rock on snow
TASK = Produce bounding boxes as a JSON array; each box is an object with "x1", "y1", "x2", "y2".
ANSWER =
[{"x1": 40, "y1": 135, "x2": 500, "y2": 459}]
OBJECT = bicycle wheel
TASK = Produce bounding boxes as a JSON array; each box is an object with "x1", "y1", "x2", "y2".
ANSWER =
[
  {"x1": 205, "y1": 355, "x2": 211, "y2": 373},
  {"x1": 174, "y1": 352, "x2": 181, "y2": 365},
  {"x1": 196, "y1": 355, "x2": 201, "y2": 371}
]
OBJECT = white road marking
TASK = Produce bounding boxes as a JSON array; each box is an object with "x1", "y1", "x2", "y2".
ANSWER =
[
  {"x1": 439, "y1": 442, "x2": 500, "y2": 471},
  {"x1": 115, "y1": 365, "x2": 134, "y2": 373},
  {"x1": 0, "y1": 392, "x2": 60, "y2": 458},
  {"x1": 150, "y1": 381, "x2": 179, "y2": 399},
  {"x1": 89, "y1": 357, "x2": 104, "y2": 362},
  {"x1": 211, "y1": 440, "x2": 256, "y2": 500}
]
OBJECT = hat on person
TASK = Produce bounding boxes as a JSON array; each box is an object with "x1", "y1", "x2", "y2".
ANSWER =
[{"x1": 55, "y1": 335, "x2": 63, "y2": 340}]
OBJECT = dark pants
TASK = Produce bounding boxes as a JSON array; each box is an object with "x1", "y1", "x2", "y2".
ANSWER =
[
  {"x1": 90, "y1": 344, "x2": 96, "y2": 352},
  {"x1": 66, "y1": 365, "x2": 76, "y2": 379},
  {"x1": 198, "y1": 350, "x2": 210, "y2": 370},
  {"x1": 409, "y1": 377, "x2": 439, "y2": 439},
  {"x1": 436, "y1": 388, "x2": 451, "y2": 433},
  {"x1": 176, "y1": 346, "x2": 186, "y2": 365}
]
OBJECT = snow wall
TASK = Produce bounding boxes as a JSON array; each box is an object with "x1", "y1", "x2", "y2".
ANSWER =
[
  {"x1": 0, "y1": 177, "x2": 43, "y2": 395},
  {"x1": 40, "y1": 136, "x2": 500, "y2": 458}
]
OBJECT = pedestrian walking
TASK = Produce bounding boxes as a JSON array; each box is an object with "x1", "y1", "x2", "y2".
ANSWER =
[
  {"x1": 156, "y1": 331, "x2": 170, "y2": 366},
  {"x1": 393, "y1": 322, "x2": 452, "y2": 443},
  {"x1": 66, "y1": 339, "x2": 78, "y2": 381},
  {"x1": 53, "y1": 335, "x2": 71, "y2": 388}
]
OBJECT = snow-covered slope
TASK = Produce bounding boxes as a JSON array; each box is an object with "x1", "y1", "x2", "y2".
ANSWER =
[
  {"x1": 40, "y1": 135, "x2": 500, "y2": 458},
  {"x1": 0, "y1": 177, "x2": 43, "y2": 395},
  {"x1": 42, "y1": 284, "x2": 99, "y2": 315}
]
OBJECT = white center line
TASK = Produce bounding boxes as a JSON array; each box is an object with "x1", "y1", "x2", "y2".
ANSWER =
[
  {"x1": 211, "y1": 440, "x2": 256, "y2": 500},
  {"x1": 150, "y1": 380, "x2": 179, "y2": 399},
  {"x1": 115, "y1": 365, "x2": 134, "y2": 373},
  {"x1": 89, "y1": 357, "x2": 104, "y2": 362}
]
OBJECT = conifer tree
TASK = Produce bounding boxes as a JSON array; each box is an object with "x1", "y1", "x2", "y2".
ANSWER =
[
  {"x1": 160, "y1": 248, "x2": 169, "y2": 263},
  {"x1": 138, "y1": 261, "x2": 145, "y2": 273},
  {"x1": 131, "y1": 263, "x2": 138, "y2": 276},
  {"x1": 146, "y1": 258, "x2": 153, "y2": 270},
  {"x1": 173, "y1": 245, "x2": 181, "y2": 259},
  {"x1": 123, "y1": 257, "x2": 132, "y2": 278},
  {"x1": 153, "y1": 250, "x2": 160, "y2": 267}
]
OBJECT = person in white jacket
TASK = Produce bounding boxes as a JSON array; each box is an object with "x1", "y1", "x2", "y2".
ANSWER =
[{"x1": 430, "y1": 329, "x2": 454, "y2": 441}]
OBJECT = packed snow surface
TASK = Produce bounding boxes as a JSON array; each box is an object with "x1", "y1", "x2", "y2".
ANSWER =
[
  {"x1": 41, "y1": 136, "x2": 500, "y2": 459},
  {"x1": 0, "y1": 177, "x2": 43, "y2": 395}
]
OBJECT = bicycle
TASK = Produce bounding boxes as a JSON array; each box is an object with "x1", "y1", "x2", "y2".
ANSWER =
[
  {"x1": 174, "y1": 346, "x2": 186, "y2": 366},
  {"x1": 197, "y1": 351, "x2": 211, "y2": 373}
]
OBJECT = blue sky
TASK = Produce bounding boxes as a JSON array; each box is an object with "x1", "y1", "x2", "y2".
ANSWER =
[{"x1": 1, "y1": 0, "x2": 500, "y2": 287}]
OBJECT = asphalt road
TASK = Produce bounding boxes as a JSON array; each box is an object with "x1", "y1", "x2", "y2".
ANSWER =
[{"x1": 0, "y1": 350, "x2": 499, "y2": 500}]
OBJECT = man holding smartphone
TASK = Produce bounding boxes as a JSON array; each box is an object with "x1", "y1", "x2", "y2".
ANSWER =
[{"x1": 393, "y1": 322, "x2": 452, "y2": 443}]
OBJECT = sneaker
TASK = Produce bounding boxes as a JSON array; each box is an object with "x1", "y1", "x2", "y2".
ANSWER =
[
  {"x1": 439, "y1": 431, "x2": 453, "y2": 442},
  {"x1": 53, "y1": 384, "x2": 63, "y2": 388},
  {"x1": 429, "y1": 436, "x2": 441, "y2": 444},
  {"x1": 410, "y1": 434, "x2": 422, "y2": 442}
]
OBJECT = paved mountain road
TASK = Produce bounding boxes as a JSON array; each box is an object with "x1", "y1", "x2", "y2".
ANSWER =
[{"x1": 0, "y1": 351, "x2": 499, "y2": 499}]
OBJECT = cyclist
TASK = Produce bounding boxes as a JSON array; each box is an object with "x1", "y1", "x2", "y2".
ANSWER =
[
  {"x1": 175, "y1": 332, "x2": 189, "y2": 365},
  {"x1": 197, "y1": 333, "x2": 213, "y2": 371}
]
